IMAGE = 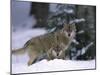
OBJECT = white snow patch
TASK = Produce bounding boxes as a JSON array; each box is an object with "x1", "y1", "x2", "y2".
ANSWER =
[
  {"x1": 64, "y1": 9, "x2": 74, "y2": 13},
  {"x1": 12, "y1": 53, "x2": 29, "y2": 64},
  {"x1": 12, "y1": 28, "x2": 47, "y2": 49},
  {"x1": 12, "y1": 59, "x2": 95, "y2": 74}
]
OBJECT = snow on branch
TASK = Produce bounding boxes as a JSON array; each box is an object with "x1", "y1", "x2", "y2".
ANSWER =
[
  {"x1": 63, "y1": 9, "x2": 74, "y2": 14},
  {"x1": 70, "y1": 18, "x2": 85, "y2": 24},
  {"x1": 72, "y1": 42, "x2": 94, "y2": 60},
  {"x1": 72, "y1": 39, "x2": 79, "y2": 45},
  {"x1": 77, "y1": 30, "x2": 85, "y2": 34},
  {"x1": 47, "y1": 27, "x2": 57, "y2": 33},
  {"x1": 77, "y1": 42, "x2": 94, "y2": 56},
  {"x1": 81, "y1": 42, "x2": 94, "y2": 55}
]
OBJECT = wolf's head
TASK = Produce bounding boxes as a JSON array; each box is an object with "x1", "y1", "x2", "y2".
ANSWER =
[
  {"x1": 62, "y1": 23, "x2": 76, "y2": 38},
  {"x1": 50, "y1": 43, "x2": 66, "y2": 58}
]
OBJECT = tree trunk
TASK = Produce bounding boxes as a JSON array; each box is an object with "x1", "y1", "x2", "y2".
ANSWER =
[{"x1": 30, "y1": 2, "x2": 49, "y2": 28}]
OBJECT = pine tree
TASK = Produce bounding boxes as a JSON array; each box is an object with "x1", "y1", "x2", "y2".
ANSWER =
[
  {"x1": 69, "y1": 5, "x2": 96, "y2": 60},
  {"x1": 47, "y1": 4, "x2": 75, "y2": 30}
]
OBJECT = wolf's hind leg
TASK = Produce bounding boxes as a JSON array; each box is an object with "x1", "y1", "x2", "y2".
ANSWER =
[
  {"x1": 28, "y1": 56, "x2": 37, "y2": 66},
  {"x1": 27, "y1": 50, "x2": 38, "y2": 66}
]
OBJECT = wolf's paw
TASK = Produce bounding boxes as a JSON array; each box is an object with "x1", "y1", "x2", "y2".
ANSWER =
[{"x1": 28, "y1": 60, "x2": 33, "y2": 66}]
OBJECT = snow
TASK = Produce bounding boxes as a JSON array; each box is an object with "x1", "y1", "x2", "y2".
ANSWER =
[
  {"x1": 12, "y1": 28, "x2": 47, "y2": 49},
  {"x1": 70, "y1": 18, "x2": 85, "y2": 24},
  {"x1": 63, "y1": 9, "x2": 74, "y2": 13},
  {"x1": 12, "y1": 59, "x2": 95, "y2": 74}
]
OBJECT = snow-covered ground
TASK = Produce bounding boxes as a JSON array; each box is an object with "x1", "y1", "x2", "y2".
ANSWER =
[
  {"x1": 12, "y1": 27, "x2": 95, "y2": 74},
  {"x1": 12, "y1": 59, "x2": 95, "y2": 74}
]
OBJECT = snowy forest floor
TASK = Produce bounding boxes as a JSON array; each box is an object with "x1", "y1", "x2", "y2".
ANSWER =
[{"x1": 12, "y1": 28, "x2": 95, "y2": 74}]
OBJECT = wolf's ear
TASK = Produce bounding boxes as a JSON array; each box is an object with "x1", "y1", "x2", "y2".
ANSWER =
[
  {"x1": 70, "y1": 23, "x2": 76, "y2": 31},
  {"x1": 62, "y1": 24, "x2": 67, "y2": 32},
  {"x1": 71, "y1": 23, "x2": 75, "y2": 26},
  {"x1": 61, "y1": 24, "x2": 67, "y2": 33}
]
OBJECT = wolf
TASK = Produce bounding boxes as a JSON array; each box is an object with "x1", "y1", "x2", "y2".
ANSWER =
[{"x1": 12, "y1": 23, "x2": 76, "y2": 66}]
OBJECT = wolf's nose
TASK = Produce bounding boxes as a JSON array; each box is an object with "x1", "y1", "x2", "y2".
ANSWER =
[
  {"x1": 57, "y1": 53, "x2": 59, "y2": 56},
  {"x1": 68, "y1": 33, "x2": 70, "y2": 36}
]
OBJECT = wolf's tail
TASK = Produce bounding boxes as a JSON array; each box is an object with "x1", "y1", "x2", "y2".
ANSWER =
[{"x1": 12, "y1": 48, "x2": 26, "y2": 55}]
